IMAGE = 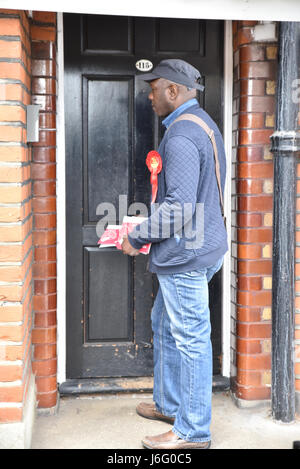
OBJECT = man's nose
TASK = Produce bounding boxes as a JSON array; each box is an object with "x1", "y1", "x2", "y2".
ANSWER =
[{"x1": 148, "y1": 91, "x2": 153, "y2": 101}]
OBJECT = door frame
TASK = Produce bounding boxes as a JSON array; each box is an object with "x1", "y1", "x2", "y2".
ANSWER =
[{"x1": 56, "y1": 12, "x2": 233, "y2": 384}]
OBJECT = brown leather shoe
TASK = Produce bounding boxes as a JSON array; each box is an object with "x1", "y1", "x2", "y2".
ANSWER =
[
  {"x1": 136, "y1": 402, "x2": 175, "y2": 425},
  {"x1": 142, "y1": 429, "x2": 211, "y2": 450}
]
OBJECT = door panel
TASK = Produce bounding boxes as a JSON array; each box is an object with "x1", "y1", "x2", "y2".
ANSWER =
[{"x1": 64, "y1": 13, "x2": 224, "y2": 379}]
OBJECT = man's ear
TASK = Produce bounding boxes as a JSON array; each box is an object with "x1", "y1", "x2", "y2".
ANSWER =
[{"x1": 167, "y1": 83, "x2": 179, "y2": 101}]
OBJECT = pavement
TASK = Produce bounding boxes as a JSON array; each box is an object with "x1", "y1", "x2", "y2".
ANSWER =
[{"x1": 31, "y1": 391, "x2": 300, "y2": 449}]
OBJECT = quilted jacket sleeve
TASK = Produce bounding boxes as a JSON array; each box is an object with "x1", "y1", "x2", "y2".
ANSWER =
[{"x1": 128, "y1": 135, "x2": 201, "y2": 248}]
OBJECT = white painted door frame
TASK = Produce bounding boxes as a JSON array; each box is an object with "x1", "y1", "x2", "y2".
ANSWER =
[{"x1": 56, "y1": 13, "x2": 233, "y2": 383}]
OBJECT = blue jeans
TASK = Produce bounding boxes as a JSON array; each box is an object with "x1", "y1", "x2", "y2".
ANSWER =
[{"x1": 151, "y1": 257, "x2": 224, "y2": 442}]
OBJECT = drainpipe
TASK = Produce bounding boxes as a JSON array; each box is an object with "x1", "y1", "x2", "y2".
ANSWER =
[{"x1": 270, "y1": 21, "x2": 300, "y2": 422}]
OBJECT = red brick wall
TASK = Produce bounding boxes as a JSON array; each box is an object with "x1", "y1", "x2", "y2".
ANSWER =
[
  {"x1": 231, "y1": 20, "x2": 277, "y2": 402},
  {"x1": 30, "y1": 12, "x2": 57, "y2": 410},
  {"x1": 0, "y1": 9, "x2": 58, "y2": 422},
  {"x1": 0, "y1": 10, "x2": 33, "y2": 423}
]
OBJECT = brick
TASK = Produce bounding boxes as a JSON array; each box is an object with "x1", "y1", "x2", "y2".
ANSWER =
[
  {"x1": 31, "y1": 59, "x2": 56, "y2": 77},
  {"x1": 33, "y1": 260, "x2": 56, "y2": 278},
  {"x1": 262, "y1": 371, "x2": 271, "y2": 385},
  {"x1": 238, "y1": 260, "x2": 272, "y2": 276},
  {"x1": 34, "y1": 247, "x2": 56, "y2": 262},
  {"x1": 34, "y1": 344, "x2": 56, "y2": 361},
  {"x1": 238, "y1": 244, "x2": 262, "y2": 259},
  {"x1": 32, "y1": 327, "x2": 56, "y2": 344},
  {"x1": 36, "y1": 391, "x2": 57, "y2": 408},
  {"x1": 237, "y1": 179, "x2": 263, "y2": 195},
  {"x1": 0, "y1": 62, "x2": 30, "y2": 89},
  {"x1": 0, "y1": 164, "x2": 30, "y2": 183},
  {"x1": 238, "y1": 276, "x2": 262, "y2": 291},
  {"x1": 266, "y1": 80, "x2": 276, "y2": 95},
  {"x1": 0, "y1": 406, "x2": 22, "y2": 423},
  {"x1": 33, "y1": 230, "x2": 56, "y2": 247},
  {"x1": 237, "y1": 369, "x2": 262, "y2": 386},
  {"x1": 33, "y1": 180, "x2": 56, "y2": 196},
  {"x1": 240, "y1": 129, "x2": 273, "y2": 145},
  {"x1": 32, "y1": 11, "x2": 57, "y2": 23},
  {"x1": 32, "y1": 94, "x2": 56, "y2": 112},
  {"x1": 263, "y1": 180, "x2": 273, "y2": 194},
  {"x1": 0, "y1": 272, "x2": 31, "y2": 301},
  {"x1": 236, "y1": 385, "x2": 270, "y2": 401},
  {"x1": 0, "y1": 384, "x2": 23, "y2": 403},
  {"x1": 34, "y1": 296, "x2": 57, "y2": 314},
  {"x1": 237, "y1": 353, "x2": 271, "y2": 370},
  {"x1": 236, "y1": 27, "x2": 254, "y2": 47},
  {"x1": 238, "y1": 162, "x2": 273, "y2": 179},
  {"x1": 33, "y1": 196, "x2": 56, "y2": 213},
  {"x1": 0, "y1": 146, "x2": 28, "y2": 163},
  {"x1": 0, "y1": 40, "x2": 22, "y2": 59},
  {"x1": 31, "y1": 163, "x2": 56, "y2": 180},
  {"x1": 32, "y1": 147, "x2": 56, "y2": 163},
  {"x1": 0, "y1": 199, "x2": 31, "y2": 223},
  {"x1": 236, "y1": 213, "x2": 263, "y2": 228},
  {"x1": 238, "y1": 21, "x2": 258, "y2": 27},
  {"x1": 240, "y1": 61, "x2": 276, "y2": 80},
  {"x1": 266, "y1": 46, "x2": 278, "y2": 60},
  {"x1": 32, "y1": 358, "x2": 57, "y2": 377},
  {"x1": 31, "y1": 41, "x2": 56, "y2": 60},
  {"x1": 262, "y1": 339, "x2": 271, "y2": 354},
  {"x1": 263, "y1": 146, "x2": 273, "y2": 160},
  {"x1": 263, "y1": 277, "x2": 272, "y2": 289},
  {"x1": 236, "y1": 338, "x2": 262, "y2": 354},
  {"x1": 0, "y1": 216, "x2": 32, "y2": 242},
  {"x1": 0, "y1": 83, "x2": 23, "y2": 102},
  {"x1": 262, "y1": 307, "x2": 271, "y2": 320},
  {"x1": 239, "y1": 44, "x2": 265, "y2": 62},
  {"x1": 240, "y1": 79, "x2": 266, "y2": 97},
  {"x1": 0, "y1": 105, "x2": 26, "y2": 124},
  {"x1": 238, "y1": 146, "x2": 263, "y2": 162},
  {"x1": 265, "y1": 114, "x2": 275, "y2": 128},
  {"x1": 237, "y1": 228, "x2": 272, "y2": 243},
  {"x1": 32, "y1": 77, "x2": 56, "y2": 95},
  {"x1": 35, "y1": 375, "x2": 57, "y2": 395},
  {"x1": 263, "y1": 213, "x2": 273, "y2": 226},
  {"x1": 0, "y1": 125, "x2": 24, "y2": 143},
  {"x1": 32, "y1": 130, "x2": 56, "y2": 147},
  {"x1": 0, "y1": 18, "x2": 22, "y2": 37},
  {"x1": 239, "y1": 113, "x2": 265, "y2": 129},
  {"x1": 237, "y1": 322, "x2": 271, "y2": 339},
  {"x1": 240, "y1": 96, "x2": 275, "y2": 113},
  {"x1": 0, "y1": 250, "x2": 33, "y2": 282},
  {"x1": 238, "y1": 195, "x2": 273, "y2": 212},
  {"x1": 0, "y1": 363, "x2": 22, "y2": 381},
  {"x1": 262, "y1": 244, "x2": 272, "y2": 258},
  {"x1": 30, "y1": 25, "x2": 56, "y2": 42},
  {"x1": 39, "y1": 112, "x2": 56, "y2": 130},
  {"x1": 34, "y1": 279, "x2": 56, "y2": 295},
  {"x1": 237, "y1": 306, "x2": 261, "y2": 322}
]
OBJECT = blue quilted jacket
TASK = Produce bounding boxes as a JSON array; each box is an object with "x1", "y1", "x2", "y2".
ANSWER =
[{"x1": 128, "y1": 100, "x2": 228, "y2": 274}]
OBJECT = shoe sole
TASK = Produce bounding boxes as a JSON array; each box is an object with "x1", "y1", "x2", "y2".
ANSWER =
[
  {"x1": 136, "y1": 408, "x2": 175, "y2": 425},
  {"x1": 142, "y1": 440, "x2": 211, "y2": 450}
]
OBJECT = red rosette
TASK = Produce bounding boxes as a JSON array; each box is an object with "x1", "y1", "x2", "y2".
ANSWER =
[
  {"x1": 146, "y1": 151, "x2": 162, "y2": 203},
  {"x1": 146, "y1": 150, "x2": 162, "y2": 177}
]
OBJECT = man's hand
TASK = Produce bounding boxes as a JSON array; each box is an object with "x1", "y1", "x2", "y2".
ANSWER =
[{"x1": 122, "y1": 237, "x2": 140, "y2": 256}]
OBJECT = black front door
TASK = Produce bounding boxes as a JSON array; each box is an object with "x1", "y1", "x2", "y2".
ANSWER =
[{"x1": 64, "y1": 13, "x2": 224, "y2": 379}]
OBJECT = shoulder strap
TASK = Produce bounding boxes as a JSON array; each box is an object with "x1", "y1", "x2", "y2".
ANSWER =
[{"x1": 166, "y1": 113, "x2": 224, "y2": 218}]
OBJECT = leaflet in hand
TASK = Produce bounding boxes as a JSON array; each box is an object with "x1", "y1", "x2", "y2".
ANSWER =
[{"x1": 98, "y1": 216, "x2": 151, "y2": 255}]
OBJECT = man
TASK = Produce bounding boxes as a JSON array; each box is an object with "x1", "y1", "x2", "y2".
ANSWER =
[{"x1": 122, "y1": 59, "x2": 228, "y2": 449}]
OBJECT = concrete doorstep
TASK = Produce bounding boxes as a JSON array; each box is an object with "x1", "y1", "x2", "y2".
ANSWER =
[{"x1": 31, "y1": 392, "x2": 300, "y2": 450}]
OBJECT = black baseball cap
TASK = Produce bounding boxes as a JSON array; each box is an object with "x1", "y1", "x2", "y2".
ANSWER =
[{"x1": 137, "y1": 59, "x2": 204, "y2": 92}]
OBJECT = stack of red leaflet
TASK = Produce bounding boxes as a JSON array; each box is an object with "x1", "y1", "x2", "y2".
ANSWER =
[{"x1": 98, "y1": 216, "x2": 151, "y2": 254}]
